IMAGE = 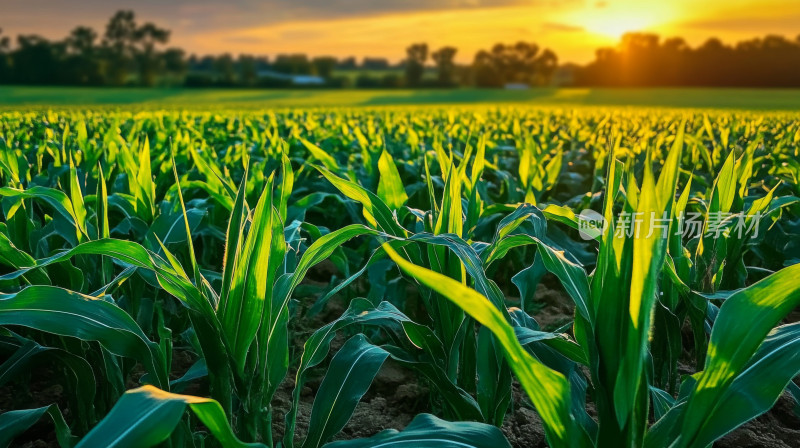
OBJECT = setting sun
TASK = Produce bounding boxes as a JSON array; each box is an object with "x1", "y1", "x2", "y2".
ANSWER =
[
  {"x1": 581, "y1": 12, "x2": 656, "y2": 38},
  {"x1": 566, "y1": 2, "x2": 677, "y2": 40}
]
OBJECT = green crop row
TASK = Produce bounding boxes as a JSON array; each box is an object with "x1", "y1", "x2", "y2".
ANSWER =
[{"x1": 0, "y1": 107, "x2": 798, "y2": 447}]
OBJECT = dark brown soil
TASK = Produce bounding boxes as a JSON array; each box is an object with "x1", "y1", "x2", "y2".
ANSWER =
[
  {"x1": 716, "y1": 391, "x2": 800, "y2": 448},
  {"x1": 531, "y1": 282, "x2": 576, "y2": 330},
  {"x1": 0, "y1": 366, "x2": 67, "y2": 448}
]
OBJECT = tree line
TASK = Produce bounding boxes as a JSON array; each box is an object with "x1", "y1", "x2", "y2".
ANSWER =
[
  {"x1": 2, "y1": 10, "x2": 800, "y2": 88},
  {"x1": 0, "y1": 11, "x2": 558, "y2": 88},
  {"x1": 576, "y1": 32, "x2": 800, "y2": 87}
]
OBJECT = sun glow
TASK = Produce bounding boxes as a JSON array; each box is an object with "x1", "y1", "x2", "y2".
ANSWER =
[
  {"x1": 582, "y1": 13, "x2": 656, "y2": 38},
  {"x1": 568, "y1": 3, "x2": 677, "y2": 40}
]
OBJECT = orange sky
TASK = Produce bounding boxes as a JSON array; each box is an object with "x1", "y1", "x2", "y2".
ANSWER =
[{"x1": 4, "y1": 0, "x2": 800, "y2": 64}]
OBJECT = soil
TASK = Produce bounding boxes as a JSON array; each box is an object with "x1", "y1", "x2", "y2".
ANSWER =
[
  {"x1": 716, "y1": 391, "x2": 800, "y2": 448},
  {"x1": 2, "y1": 279, "x2": 799, "y2": 448}
]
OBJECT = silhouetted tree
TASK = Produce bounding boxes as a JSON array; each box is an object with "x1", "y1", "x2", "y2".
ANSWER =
[
  {"x1": 11, "y1": 35, "x2": 63, "y2": 84},
  {"x1": 238, "y1": 55, "x2": 258, "y2": 86},
  {"x1": 102, "y1": 10, "x2": 138, "y2": 85},
  {"x1": 0, "y1": 29, "x2": 11, "y2": 83},
  {"x1": 472, "y1": 42, "x2": 557, "y2": 87},
  {"x1": 312, "y1": 56, "x2": 337, "y2": 78},
  {"x1": 337, "y1": 57, "x2": 357, "y2": 70},
  {"x1": 432, "y1": 46, "x2": 458, "y2": 86},
  {"x1": 63, "y1": 26, "x2": 103, "y2": 85},
  {"x1": 404, "y1": 43, "x2": 428, "y2": 86},
  {"x1": 362, "y1": 57, "x2": 389, "y2": 70},
  {"x1": 134, "y1": 22, "x2": 170, "y2": 86},
  {"x1": 576, "y1": 32, "x2": 800, "y2": 87},
  {"x1": 162, "y1": 48, "x2": 187, "y2": 81},
  {"x1": 214, "y1": 54, "x2": 236, "y2": 85},
  {"x1": 273, "y1": 54, "x2": 311, "y2": 75}
]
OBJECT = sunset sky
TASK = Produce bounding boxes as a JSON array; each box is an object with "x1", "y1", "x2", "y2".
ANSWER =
[{"x1": 4, "y1": 0, "x2": 800, "y2": 64}]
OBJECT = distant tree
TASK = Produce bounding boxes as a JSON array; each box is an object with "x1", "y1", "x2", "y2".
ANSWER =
[
  {"x1": 404, "y1": 43, "x2": 428, "y2": 87},
  {"x1": 472, "y1": 42, "x2": 558, "y2": 87},
  {"x1": 381, "y1": 73, "x2": 403, "y2": 88},
  {"x1": 532, "y1": 49, "x2": 558, "y2": 86},
  {"x1": 362, "y1": 57, "x2": 389, "y2": 70},
  {"x1": 214, "y1": 54, "x2": 236, "y2": 85},
  {"x1": 162, "y1": 48, "x2": 187, "y2": 81},
  {"x1": 254, "y1": 56, "x2": 270, "y2": 71},
  {"x1": 64, "y1": 26, "x2": 103, "y2": 84},
  {"x1": 102, "y1": 10, "x2": 138, "y2": 85},
  {"x1": 67, "y1": 26, "x2": 96, "y2": 57},
  {"x1": 11, "y1": 35, "x2": 63, "y2": 84},
  {"x1": 337, "y1": 56, "x2": 357, "y2": 70},
  {"x1": 0, "y1": 29, "x2": 8, "y2": 51},
  {"x1": 273, "y1": 54, "x2": 311, "y2": 75},
  {"x1": 133, "y1": 22, "x2": 170, "y2": 86},
  {"x1": 195, "y1": 55, "x2": 216, "y2": 72},
  {"x1": 575, "y1": 32, "x2": 800, "y2": 87},
  {"x1": 472, "y1": 49, "x2": 502, "y2": 87},
  {"x1": 238, "y1": 54, "x2": 258, "y2": 86},
  {"x1": 0, "y1": 29, "x2": 12, "y2": 83},
  {"x1": 355, "y1": 73, "x2": 381, "y2": 88},
  {"x1": 432, "y1": 46, "x2": 458, "y2": 86},
  {"x1": 312, "y1": 56, "x2": 337, "y2": 78}
]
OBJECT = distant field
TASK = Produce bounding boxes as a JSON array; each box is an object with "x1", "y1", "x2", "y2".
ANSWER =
[{"x1": 3, "y1": 86, "x2": 800, "y2": 110}]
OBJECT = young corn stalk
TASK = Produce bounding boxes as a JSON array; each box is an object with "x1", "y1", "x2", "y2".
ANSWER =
[{"x1": 375, "y1": 128, "x2": 800, "y2": 448}]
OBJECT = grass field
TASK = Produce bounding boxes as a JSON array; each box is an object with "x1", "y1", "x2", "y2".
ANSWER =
[{"x1": 4, "y1": 86, "x2": 800, "y2": 109}]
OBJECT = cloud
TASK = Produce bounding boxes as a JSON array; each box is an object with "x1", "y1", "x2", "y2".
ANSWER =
[
  {"x1": 542, "y1": 22, "x2": 584, "y2": 32},
  {"x1": 680, "y1": 16, "x2": 800, "y2": 34}
]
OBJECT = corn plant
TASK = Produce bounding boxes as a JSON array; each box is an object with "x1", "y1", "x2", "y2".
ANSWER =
[
  {"x1": 369, "y1": 131, "x2": 800, "y2": 448},
  {"x1": 1, "y1": 108, "x2": 799, "y2": 448},
  {"x1": 0, "y1": 144, "x2": 391, "y2": 447}
]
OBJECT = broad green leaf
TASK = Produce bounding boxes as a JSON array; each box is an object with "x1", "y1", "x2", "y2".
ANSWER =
[
  {"x1": 323, "y1": 413, "x2": 511, "y2": 448},
  {"x1": 678, "y1": 262, "x2": 800, "y2": 447},
  {"x1": 218, "y1": 177, "x2": 276, "y2": 371},
  {"x1": 688, "y1": 323, "x2": 800, "y2": 447},
  {"x1": 0, "y1": 286, "x2": 168, "y2": 388},
  {"x1": 0, "y1": 405, "x2": 73, "y2": 448},
  {"x1": 376, "y1": 150, "x2": 408, "y2": 210},
  {"x1": 303, "y1": 334, "x2": 389, "y2": 448},
  {"x1": 317, "y1": 167, "x2": 407, "y2": 237},
  {"x1": 0, "y1": 186, "x2": 88, "y2": 242},
  {"x1": 382, "y1": 244, "x2": 574, "y2": 447},
  {"x1": 76, "y1": 385, "x2": 263, "y2": 448},
  {"x1": 301, "y1": 138, "x2": 339, "y2": 171}
]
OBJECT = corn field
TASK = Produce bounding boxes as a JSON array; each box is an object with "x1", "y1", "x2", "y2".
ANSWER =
[{"x1": 0, "y1": 107, "x2": 799, "y2": 447}]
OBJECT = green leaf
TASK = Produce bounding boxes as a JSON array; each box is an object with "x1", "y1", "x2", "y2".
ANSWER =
[
  {"x1": 218, "y1": 177, "x2": 277, "y2": 372},
  {"x1": 0, "y1": 404, "x2": 73, "y2": 448},
  {"x1": 301, "y1": 138, "x2": 339, "y2": 171},
  {"x1": 219, "y1": 165, "x2": 249, "y2": 311},
  {"x1": 376, "y1": 150, "x2": 408, "y2": 210},
  {"x1": 678, "y1": 262, "x2": 800, "y2": 447},
  {"x1": 0, "y1": 286, "x2": 167, "y2": 388},
  {"x1": 0, "y1": 232, "x2": 50, "y2": 285},
  {"x1": 688, "y1": 322, "x2": 800, "y2": 447},
  {"x1": 317, "y1": 167, "x2": 407, "y2": 237},
  {"x1": 0, "y1": 239, "x2": 213, "y2": 318},
  {"x1": 382, "y1": 244, "x2": 574, "y2": 448},
  {"x1": 0, "y1": 334, "x2": 96, "y2": 424},
  {"x1": 144, "y1": 208, "x2": 204, "y2": 251},
  {"x1": 322, "y1": 413, "x2": 511, "y2": 448},
  {"x1": 0, "y1": 186, "x2": 88, "y2": 242},
  {"x1": 285, "y1": 298, "x2": 483, "y2": 448},
  {"x1": 303, "y1": 334, "x2": 390, "y2": 448},
  {"x1": 76, "y1": 385, "x2": 264, "y2": 448}
]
